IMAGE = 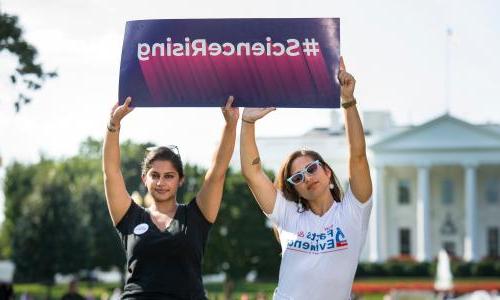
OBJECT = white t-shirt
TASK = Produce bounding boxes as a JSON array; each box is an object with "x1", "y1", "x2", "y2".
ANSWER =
[{"x1": 267, "y1": 186, "x2": 372, "y2": 300}]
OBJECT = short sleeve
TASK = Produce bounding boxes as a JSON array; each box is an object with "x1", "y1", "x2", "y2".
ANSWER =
[
  {"x1": 115, "y1": 200, "x2": 144, "y2": 236},
  {"x1": 187, "y1": 198, "x2": 212, "y2": 237},
  {"x1": 264, "y1": 191, "x2": 297, "y2": 228},
  {"x1": 341, "y1": 186, "x2": 373, "y2": 235}
]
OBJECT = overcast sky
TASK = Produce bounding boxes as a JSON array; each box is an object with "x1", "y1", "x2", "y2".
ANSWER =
[{"x1": 1, "y1": 0, "x2": 499, "y2": 168}]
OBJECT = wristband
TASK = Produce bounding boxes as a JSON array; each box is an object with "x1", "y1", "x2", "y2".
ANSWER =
[
  {"x1": 341, "y1": 98, "x2": 357, "y2": 109},
  {"x1": 107, "y1": 120, "x2": 119, "y2": 132}
]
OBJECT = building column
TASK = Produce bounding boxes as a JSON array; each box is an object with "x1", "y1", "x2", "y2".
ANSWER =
[
  {"x1": 369, "y1": 165, "x2": 385, "y2": 262},
  {"x1": 464, "y1": 163, "x2": 478, "y2": 262},
  {"x1": 416, "y1": 165, "x2": 431, "y2": 262}
]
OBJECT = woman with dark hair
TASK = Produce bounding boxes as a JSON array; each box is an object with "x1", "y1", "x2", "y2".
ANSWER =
[
  {"x1": 103, "y1": 96, "x2": 239, "y2": 299},
  {"x1": 240, "y1": 58, "x2": 373, "y2": 300}
]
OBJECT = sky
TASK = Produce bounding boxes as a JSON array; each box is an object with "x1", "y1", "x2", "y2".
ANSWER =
[{"x1": 1, "y1": 0, "x2": 500, "y2": 170}]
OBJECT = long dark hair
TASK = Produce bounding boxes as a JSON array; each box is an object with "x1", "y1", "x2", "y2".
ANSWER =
[{"x1": 275, "y1": 150, "x2": 343, "y2": 211}]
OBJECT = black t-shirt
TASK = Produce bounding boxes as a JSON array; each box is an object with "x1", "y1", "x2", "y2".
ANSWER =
[
  {"x1": 115, "y1": 198, "x2": 212, "y2": 299},
  {"x1": 61, "y1": 292, "x2": 85, "y2": 300}
]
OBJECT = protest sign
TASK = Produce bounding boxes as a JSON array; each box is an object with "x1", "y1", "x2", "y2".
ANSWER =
[{"x1": 119, "y1": 18, "x2": 340, "y2": 108}]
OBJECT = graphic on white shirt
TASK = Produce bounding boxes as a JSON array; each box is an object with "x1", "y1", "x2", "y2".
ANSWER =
[{"x1": 286, "y1": 225, "x2": 348, "y2": 254}]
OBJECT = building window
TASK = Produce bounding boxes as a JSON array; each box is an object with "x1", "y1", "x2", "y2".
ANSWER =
[
  {"x1": 488, "y1": 227, "x2": 499, "y2": 258},
  {"x1": 443, "y1": 241, "x2": 456, "y2": 256},
  {"x1": 440, "y1": 213, "x2": 457, "y2": 236},
  {"x1": 486, "y1": 178, "x2": 499, "y2": 204},
  {"x1": 399, "y1": 228, "x2": 411, "y2": 255},
  {"x1": 441, "y1": 179, "x2": 454, "y2": 204},
  {"x1": 398, "y1": 180, "x2": 410, "y2": 204}
]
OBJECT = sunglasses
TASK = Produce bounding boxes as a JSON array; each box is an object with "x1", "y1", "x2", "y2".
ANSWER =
[
  {"x1": 146, "y1": 145, "x2": 181, "y2": 159},
  {"x1": 287, "y1": 160, "x2": 322, "y2": 185}
]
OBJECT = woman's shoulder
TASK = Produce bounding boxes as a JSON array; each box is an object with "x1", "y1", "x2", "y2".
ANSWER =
[{"x1": 275, "y1": 190, "x2": 302, "y2": 216}]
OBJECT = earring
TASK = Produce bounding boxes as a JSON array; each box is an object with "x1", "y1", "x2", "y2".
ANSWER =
[
  {"x1": 297, "y1": 198, "x2": 304, "y2": 213},
  {"x1": 329, "y1": 183, "x2": 335, "y2": 190}
]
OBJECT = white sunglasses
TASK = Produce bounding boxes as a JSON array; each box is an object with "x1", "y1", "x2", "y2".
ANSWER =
[{"x1": 287, "y1": 160, "x2": 321, "y2": 185}]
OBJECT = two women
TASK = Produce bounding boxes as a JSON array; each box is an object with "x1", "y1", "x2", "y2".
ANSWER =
[{"x1": 103, "y1": 57, "x2": 372, "y2": 300}]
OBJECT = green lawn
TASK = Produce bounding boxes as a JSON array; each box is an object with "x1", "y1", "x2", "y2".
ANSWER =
[
  {"x1": 14, "y1": 282, "x2": 276, "y2": 299},
  {"x1": 13, "y1": 278, "x2": 499, "y2": 300},
  {"x1": 14, "y1": 282, "x2": 118, "y2": 299}
]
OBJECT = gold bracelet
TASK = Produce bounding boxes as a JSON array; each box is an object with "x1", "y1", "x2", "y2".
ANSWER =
[
  {"x1": 341, "y1": 98, "x2": 357, "y2": 109},
  {"x1": 242, "y1": 119, "x2": 255, "y2": 124}
]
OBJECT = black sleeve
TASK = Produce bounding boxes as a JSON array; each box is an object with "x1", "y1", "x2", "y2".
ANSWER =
[
  {"x1": 187, "y1": 198, "x2": 212, "y2": 239},
  {"x1": 115, "y1": 200, "x2": 145, "y2": 236}
]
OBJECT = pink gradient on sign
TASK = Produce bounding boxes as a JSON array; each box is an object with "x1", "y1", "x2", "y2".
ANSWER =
[
  {"x1": 139, "y1": 57, "x2": 162, "y2": 101},
  {"x1": 138, "y1": 41, "x2": 334, "y2": 104},
  {"x1": 159, "y1": 51, "x2": 181, "y2": 101},
  {"x1": 262, "y1": 39, "x2": 287, "y2": 101},
  {"x1": 242, "y1": 51, "x2": 265, "y2": 100},
  {"x1": 301, "y1": 47, "x2": 334, "y2": 96}
]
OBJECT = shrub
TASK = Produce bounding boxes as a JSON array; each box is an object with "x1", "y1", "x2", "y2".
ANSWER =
[
  {"x1": 472, "y1": 260, "x2": 497, "y2": 277},
  {"x1": 410, "y1": 262, "x2": 432, "y2": 277},
  {"x1": 383, "y1": 261, "x2": 406, "y2": 276},
  {"x1": 355, "y1": 263, "x2": 386, "y2": 278},
  {"x1": 452, "y1": 261, "x2": 472, "y2": 277}
]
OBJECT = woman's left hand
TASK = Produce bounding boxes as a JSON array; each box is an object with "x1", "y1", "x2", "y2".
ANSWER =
[
  {"x1": 338, "y1": 56, "x2": 356, "y2": 101},
  {"x1": 221, "y1": 95, "x2": 240, "y2": 126}
]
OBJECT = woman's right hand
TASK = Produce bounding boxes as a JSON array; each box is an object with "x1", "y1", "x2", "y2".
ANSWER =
[
  {"x1": 109, "y1": 97, "x2": 134, "y2": 130},
  {"x1": 242, "y1": 107, "x2": 276, "y2": 123}
]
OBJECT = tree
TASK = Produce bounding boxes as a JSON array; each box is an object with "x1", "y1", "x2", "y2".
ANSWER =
[
  {"x1": 1, "y1": 137, "x2": 282, "y2": 283},
  {"x1": 0, "y1": 11, "x2": 57, "y2": 111},
  {"x1": 72, "y1": 138, "x2": 154, "y2": 270},
  {"x1": 9, "y1": 159, "x2": 88, "y2": 283},
  {"x1": 0, "y1": 162, "x2": 36, "y2": 259},
  {"x1": 65, "y1": 144, "x2": 125, "y2": 271},
  {"x1": 203, "y1": 169, "x2": 281, "y2": 280},
  {"x1": 1, "y1": 138, "x2": 154, "y2": 281}
]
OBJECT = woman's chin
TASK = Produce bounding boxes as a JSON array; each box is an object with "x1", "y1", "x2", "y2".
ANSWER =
[{"x1": 153, "y1": 194, "x2": 174, "y2": 203}]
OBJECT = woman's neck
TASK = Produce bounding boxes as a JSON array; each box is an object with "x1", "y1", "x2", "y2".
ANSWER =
[
  {"x1": 150, "y1": 198, "x2": 178, "y2": 216},
  {"x1": 308, "y1": 192, "x2": 334, "y2": 216}
]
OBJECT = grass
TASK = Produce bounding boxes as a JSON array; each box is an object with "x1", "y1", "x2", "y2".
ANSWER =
[
  {"x1": 355, "y1": 277, "x2": 499, "y2": 283},
  {"x1": 13, "y1": 282, "x2": 275, "y2": 299},
  {"x1": 14, "y1": 282, "x2": 119, "y2": 299},
  {"x1": 13, "y1": 278, "x2": 499, "y2": 299},
  {"x1": 361, "y1": 294, "x2": 385, "y2": 300}
]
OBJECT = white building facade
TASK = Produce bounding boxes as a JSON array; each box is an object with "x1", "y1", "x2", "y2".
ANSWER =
[{"x1": 250, "y1": 112, "x2": 500, "y2": 262}]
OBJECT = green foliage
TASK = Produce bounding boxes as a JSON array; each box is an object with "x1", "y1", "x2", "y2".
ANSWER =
[
  {"x1": 1, "y1": 137, "x2": 283, "y2": 283},
  {"x1": 14, "y1": 281, "x2": 278, "y2": 300},
  {"x1": 14, "y1": 170, "x2": 88, "y2": 283},
  {"x1": 119, "y1": 140, "x2": 155, "y2": 195},
  {"x1": 412, "y1": 262, "x2": 432, "y2": 277},
  {"x1": 451, "y1": 261, "x2": 473, "y2": 277},
  {"x1": 356, "y1": 260, "x2": 500, "y2": 278},
  {"x1": 356, "y1": 263, "x2": 387, "y2": 277},
  {"x1": 177, "y1": 164, "x2": 206, "y2": 204},
  {"x1": 471, "y1": 259, "x2": 499, "y2": 277},
  {"x1": 0, "y1": 162, "x2": 36, "y2": 258},
  {"x1": 203, "y1": 169, "x2": 281, "y2": 280},
  {"x1": 1, "y1": 138, "x2": 156, "y2": 282},
  {"x1": 14, "y1": 282, "x2": 119, "y2": 300},
  {"x1": 0, "y1": 12, "x2": 57, "y2": 111}
]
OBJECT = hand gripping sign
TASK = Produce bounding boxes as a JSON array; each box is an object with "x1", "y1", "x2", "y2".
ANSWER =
[{"x1": 119, "y1": 18, "x2": 340, "y2": 108}]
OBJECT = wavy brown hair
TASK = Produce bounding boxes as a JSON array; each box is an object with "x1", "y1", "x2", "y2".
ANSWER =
[{"x1": 275, "y1": 150, "x2": 343, "y2": 212}]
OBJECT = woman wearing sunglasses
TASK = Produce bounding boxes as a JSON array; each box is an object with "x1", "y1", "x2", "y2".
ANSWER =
[
  {"x1": 103, "y1": 96, "x2": 239, "y2": 299},
  {"x1": 240, "y1": 57, "x2": 372, "y2": 300}
]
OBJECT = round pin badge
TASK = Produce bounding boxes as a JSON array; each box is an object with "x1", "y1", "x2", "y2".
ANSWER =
[{"x1": 133, "y1": 223, "x2": 149, "y2": 235}]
